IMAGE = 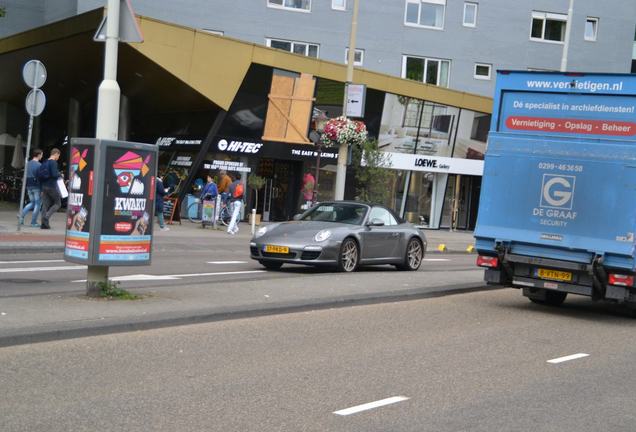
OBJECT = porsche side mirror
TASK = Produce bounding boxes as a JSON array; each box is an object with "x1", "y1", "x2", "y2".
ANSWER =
[
  {"x1": 293, "y1": 214, "x2": 302, "y2": 221},
  {"x1": 367, "y1": 218, "x2": 385, "y2": 227}
]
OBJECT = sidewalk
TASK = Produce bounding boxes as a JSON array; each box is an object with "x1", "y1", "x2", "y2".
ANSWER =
[{"x1": 0, "y1": 208, "x2": 477, "y2": 255}]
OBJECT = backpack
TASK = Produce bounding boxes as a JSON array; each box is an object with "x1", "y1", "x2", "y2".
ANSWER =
[
  {"x1": 37, "y1": 161, "x2": 51, "y2": 182},
  {"x1": 233, "y1": 183, "x2": 244, "y2": 199}
]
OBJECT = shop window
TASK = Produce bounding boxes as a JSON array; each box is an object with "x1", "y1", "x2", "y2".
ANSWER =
[
  {"x1": 405, "y1": 0, "x2": 445, "y2": 29},
  {"x1": 471, "y1": 113, "x2": 491, "y2": 142},
  {"x1": 463, "y1": 2, "x2": 477, "y2": 27},
  {"x1": 332, "y1": 0, "x2": 345, "y2": 10},
  {"x1": 268, "y1": 0, "x2": 311, "y2": 12},
  {"x1": 267, "y1": 38, "x2": 319, "y2": 57},
  {"x1": 402, "y1": 55, "x2": 450, "y2": 87},
  {"x1": 530, "y1": 11, "x2": 567, "y2": 43},
  {"x1": 474, "y1": 63, "x2": 491, "y2": 80},
  {"x1": 585, "y1": 17, "x2": 598, "y2": 41},
  {"x1": 345, "y1": 48, "x2": 364, "y2": 66}
]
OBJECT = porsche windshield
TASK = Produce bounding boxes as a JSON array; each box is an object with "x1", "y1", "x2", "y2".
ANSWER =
[{"x1": 300, "y1": 203, "x2": 367, "y2": 225}]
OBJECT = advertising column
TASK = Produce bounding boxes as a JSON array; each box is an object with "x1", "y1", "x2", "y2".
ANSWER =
[
  {"x1": 98, "y1": 147, "x2": 156, "y2": 262},
  {"x1": 64, "y1": 144, "x2": 95, "y2": 260}
]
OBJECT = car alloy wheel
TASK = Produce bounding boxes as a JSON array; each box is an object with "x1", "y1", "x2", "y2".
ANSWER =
[
  {"x1": 406, "y1": 238, "x2": 423, "y2": 270},
  {"x1": 338, "y1": 238, "x2": 359, "y2": 272}
]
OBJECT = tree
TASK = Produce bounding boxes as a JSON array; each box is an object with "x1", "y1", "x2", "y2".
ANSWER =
[
  {"x1": 351, "y1": 139, "x2": 395, "y2": 205},
  {"x1": 247, "y1": 174, "x2": 266, "y2": 212}
]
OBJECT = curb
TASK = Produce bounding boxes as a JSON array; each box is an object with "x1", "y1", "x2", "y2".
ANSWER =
[{"x1": 0, "y1": 282, "x2": 498, "y2": 347}]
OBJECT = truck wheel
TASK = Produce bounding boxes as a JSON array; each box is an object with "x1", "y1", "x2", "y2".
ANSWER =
[{"x1": 529, "y1": 290, "x2": 567, "y2": 306}]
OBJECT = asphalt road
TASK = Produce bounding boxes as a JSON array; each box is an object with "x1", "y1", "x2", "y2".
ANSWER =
[
  {"x1": 2, "y1": 289, "x2": 636, "y2": 432},
  {"x1": 0, "y1": 241, "x2": 479, "y2": 297}
]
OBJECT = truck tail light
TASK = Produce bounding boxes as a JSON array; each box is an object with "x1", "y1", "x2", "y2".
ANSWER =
[
  {"x1": 477, "y1": 255, "x2": 499, "y2": 268},
  {"x1": 608, "y1": 273, "x2": 634, "y2": 287}
]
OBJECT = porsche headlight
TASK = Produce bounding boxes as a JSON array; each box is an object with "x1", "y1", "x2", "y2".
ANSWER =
[
  {"x1": 255, "y1": 226, "x2": 269, "y2": 238},
  {"x1": 314, "y1": 229, "x2": 332, "y2": 242}
]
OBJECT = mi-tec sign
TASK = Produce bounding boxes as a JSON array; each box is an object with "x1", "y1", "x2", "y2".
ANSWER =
[
  {"x1": 380, "y1": 152, "x2": 484, "y2": 176},
  {"x1": 414, "y1": 158, "x2": 450, "y2": 170}
]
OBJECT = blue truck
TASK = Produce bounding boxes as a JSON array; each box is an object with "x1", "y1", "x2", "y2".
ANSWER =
[{"x1": 475, "y1": 71, "x2": 636, "y2": 307}]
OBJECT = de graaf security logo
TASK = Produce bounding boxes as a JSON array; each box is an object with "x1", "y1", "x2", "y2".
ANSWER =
[
  {"x1": 540, "y1": 174, "x2": 575, "y2": 210},
  {"x1": 217, "y1": 139, "x2": 263, "y2": 154}
]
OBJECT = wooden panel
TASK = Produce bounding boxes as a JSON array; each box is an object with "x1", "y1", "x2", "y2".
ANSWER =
[
  {"x1": 286, "y1": 73, "x2": 315, "y2": 143},
  {"x1": 263, "y1": 75, "x2": 295, "y2": 140}
]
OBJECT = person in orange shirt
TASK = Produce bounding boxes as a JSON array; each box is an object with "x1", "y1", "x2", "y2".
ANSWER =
[{"x1": 217, "y1": 170, "x2": 232, "y2": 195}]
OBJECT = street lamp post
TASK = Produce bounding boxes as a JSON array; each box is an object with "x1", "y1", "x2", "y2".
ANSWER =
[
  {"x1": 334, "y1": 0, "x2": 360, "y2": 201},
  {"x1": 560, "y1": 0, "x2": 575, "y2": 72}
]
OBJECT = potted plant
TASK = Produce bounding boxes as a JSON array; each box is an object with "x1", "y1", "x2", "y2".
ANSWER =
[{"x1": 248, "y1": 173, "x2": 266, "y2": 225}]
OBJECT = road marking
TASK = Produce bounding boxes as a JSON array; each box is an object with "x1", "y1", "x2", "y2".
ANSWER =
[
  {"x1": 333, "y1": 396, "x2": 409, "y2": 416},
  {"x1": 423, "y1": 258, "x2": 450, "y2": 262},
  {"x1": 0, "y1": 259, "x2": 66, "y2": 265},
  {"x1": 207, "y1": 261, "x2": 248, "y2": 264},
  {"x1": 0, "y1": 265, "x2": 86, "y2": 273},
  {"x1": 72, "y1": 270, "x2": 266, "y2": 283},
  {"x1": 547, "y1": 353, "x2": 590, "y2": 364}
]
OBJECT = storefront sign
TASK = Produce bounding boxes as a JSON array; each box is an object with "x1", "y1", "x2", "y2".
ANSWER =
[
  {"x1": 378, "y1": 152, "x2": 484, "y2": 176},
  {"x1": 64, "y1": 145, "x2": 94, "y2": 260},
  {"x1": 214, "y1": 137, "x2": 339, "y2": 161},
  {"x1": 203, "y1": 160, "x2": 252, "y2": 172},
  {"x1": 156, "y1": 136, "x2": 202, "y2": 148}
]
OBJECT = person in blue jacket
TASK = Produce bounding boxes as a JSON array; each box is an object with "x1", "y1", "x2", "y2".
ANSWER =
[
  {"x1": 155, "y1": 175, "x2": 169, "y2": 231},
  {"x1": 201, "y1": 174, "x2": 218, "y2": 201}
]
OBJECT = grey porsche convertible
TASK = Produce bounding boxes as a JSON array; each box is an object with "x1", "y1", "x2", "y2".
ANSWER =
[{"x1": 249, "y1": 201, "x2": 427, "y2": 272}]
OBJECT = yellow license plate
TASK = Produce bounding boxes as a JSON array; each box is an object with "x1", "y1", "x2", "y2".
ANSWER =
[
  {"x1": 537, "y1": 268, "x2": 572, "y2": 282},
  {"x1": 264, "y1": 245, "x2": 289, "y2": 254}
]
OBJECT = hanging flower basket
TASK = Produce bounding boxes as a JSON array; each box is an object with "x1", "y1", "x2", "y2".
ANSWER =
[{"x1": 320, "y1": 116, "x2": 368, "y2": 147}]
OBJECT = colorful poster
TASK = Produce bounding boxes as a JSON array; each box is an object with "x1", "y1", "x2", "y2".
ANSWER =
[
  {"x1": 98, "y1": 148, "x2": 156, "y2": 262},
  {"x1": 64, "y1": 145, "x2": 93, "y2": 260}
]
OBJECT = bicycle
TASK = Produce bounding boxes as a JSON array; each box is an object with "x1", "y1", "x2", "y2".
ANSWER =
[{"x1": 186, "y1": 195, "x2": 232, "y2": 226}]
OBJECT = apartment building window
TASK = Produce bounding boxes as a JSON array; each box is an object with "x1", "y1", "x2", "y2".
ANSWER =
[
  {"x1": 530, "y1": 11, "x2": 567, "y2": 43},
  {"x1": 405, "y1": 0, "x2": 445, "y2": 30},
  {"x1": 202, "y1": 29, "x2": 224, "y2": 36},
  {"x1": 332, "y1": 0, "x2": 346, "y2": 11},
  {"x1": 585, "y1": 17, "x2": 598, "y2": 41},
  {"x1": 268, "y1": 0, "x2": 311, "y2": 12},
  {"x1": 402, "y1": 55, "x2": 450, "y2": 87},
  {"x1": 463, "y1": 2, "x2": 477, "y2": 27},
  {"x1": 267, "y1": 38, "x2": 319, "y2": 57},
  {"x1": 345, "y1": 48, "x2": 364, "y2": 66},
  {"x1": 474, "y1": 63, "x2": 491, "y2": 80}
]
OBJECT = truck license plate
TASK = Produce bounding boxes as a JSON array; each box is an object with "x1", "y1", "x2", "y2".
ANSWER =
[
  {"x1": 264, "y1": 245, "x2": 289, "y2": 254},
  {"x1": 537, "y1": 268, "x2": 572, "y2": 282}
]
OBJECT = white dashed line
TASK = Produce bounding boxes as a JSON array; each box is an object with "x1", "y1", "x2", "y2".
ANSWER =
[
  {"x1": 72, "y1": 270, "x2": 266, "y2": 283},
  {"x1": 207, "y1": 261, "x2": 248, "y2": 264},
  {"x1": 423, "y1": 258, "x2": 450, "y2": 262},
  {"x1": 333, "y1": 396, "x2": 409, "y2": 416},
  {"x1": 547, "y1": 353, "x2": 589, "y2": 364}
]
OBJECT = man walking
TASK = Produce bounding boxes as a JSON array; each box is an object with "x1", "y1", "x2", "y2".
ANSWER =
[
  {"x1": 39, "y1": 148, "x2": 62, "y2": 230},
  {"x1": 227, "y1": 173, "x2": 244, "y2": 235},
  {"x1": 18, "y1": 149, "x2": 43, "y2": 227}
]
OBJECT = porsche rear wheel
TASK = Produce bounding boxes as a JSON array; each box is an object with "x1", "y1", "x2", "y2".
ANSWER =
[
  {"x1": 396, "y1": 238, "x2": 423, "y2": 271},
  {"x1": 337, "y1": 238, "x2": 359, "y2": 272},
  {"x1": 260, "y1": 260, "x2": 283, "y2": 270}
]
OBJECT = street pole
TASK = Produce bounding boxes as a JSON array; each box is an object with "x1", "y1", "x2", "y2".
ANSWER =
[
  {"x1": 87, "y1": 0, "x2": 122, "y2": 295},
  {"x1": 334, "y1": 0, "x2": 360, "y2": 201},
  {"x1": 560, "y1": 0, "x2": 574, "y2": 72}
]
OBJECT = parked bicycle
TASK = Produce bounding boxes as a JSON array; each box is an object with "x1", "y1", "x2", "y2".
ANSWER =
[{"x1": 186, "y1": 194, "x2": 232, "y2": 226}]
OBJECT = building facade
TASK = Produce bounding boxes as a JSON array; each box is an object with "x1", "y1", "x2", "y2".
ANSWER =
[{"x1": 1, "y1": 0, "x2": 635, "y2": 97}]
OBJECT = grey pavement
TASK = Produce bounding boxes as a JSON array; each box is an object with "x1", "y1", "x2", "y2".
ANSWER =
[{"x1": 0, "y1": 204, "x2": 484, "y2": 347}]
